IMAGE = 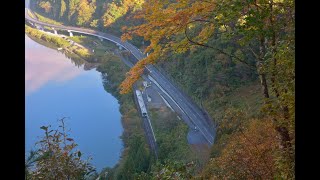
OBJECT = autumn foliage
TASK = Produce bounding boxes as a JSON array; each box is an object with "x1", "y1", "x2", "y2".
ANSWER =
[
  {"x1": 120, "y1": 0, "x2": 217, "y2": 94},
  {"x1": 201, "y1": 119, "x2": 277, "y2": 179},
  {"x1": 120, "y1": 0, "x2": 294, "y2": 178},
  {"x1": 31, "y1": 0, "x2": 295, "y2": 178}
]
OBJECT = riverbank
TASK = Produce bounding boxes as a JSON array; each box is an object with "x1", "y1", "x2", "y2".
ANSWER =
[
  {"x1": 25, "y1": 25, "x2": 150, "y2": 176},
  {"x1": 25, "y1": 25, "x2": 97, "y2": 62}
]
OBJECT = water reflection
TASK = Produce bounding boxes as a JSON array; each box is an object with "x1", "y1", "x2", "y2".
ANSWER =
[
  {"x1": 25, "y1": 36, "x2": 83, "y2": 95},
  {"x1": 25, "y1": 35, "x2": 99, "y2": 95}
]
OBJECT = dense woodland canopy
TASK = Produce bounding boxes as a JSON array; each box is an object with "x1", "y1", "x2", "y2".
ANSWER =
[
  {"x1": 29, "y1": 0, "x2": 295, "y2": 179},
  {"x1": 120, "y1": 0, "x2": 295, "y2": 178},
  {"x1": 33, "y1": 0, "x2": 144, "y2": 35}
]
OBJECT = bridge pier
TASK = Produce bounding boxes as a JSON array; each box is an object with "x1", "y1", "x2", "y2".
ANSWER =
[
  {"x1": 67, "y1": 30, "x2": 73, "y2": 37},
  {"x1": 116, "y1": 43, "x2": 123, "y2": 50},
  {"x1": 99, "y1": 37, "x2": 103, "y2": 41},
  {"x1": 52, "y1": 28, "x2": 58, "y2": 35},
  {"x1": 37, "y1": 25, "x2": 44, "y2": 31}
]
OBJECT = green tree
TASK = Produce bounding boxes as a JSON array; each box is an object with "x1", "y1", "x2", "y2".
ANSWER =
[
  {"x1": 77, "y1": 0, "x2": 96, "y2": 26},
  {"x1": 60, "y1": 0, "x2": 67, "y2": 18},
  {"x1": 68, "y1": 0, "x2": 80, "y2": 22},
  {"x1": 39, "y1": 1, "x2": 52, "y2": 13},
  {"x1": 102, "y1": 2, "x2": 127, "y2": 27},
  {"x1": 138, "y1": 160, "x2": 194, "y2": 180},
  {"x1": 115, "y1": 135, "x2": 151, "y2": 180}
]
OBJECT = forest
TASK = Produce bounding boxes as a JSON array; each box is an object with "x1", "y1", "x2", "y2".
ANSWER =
[{"x1": 27, "y1": 0, "x2": 295, "y2": 179}]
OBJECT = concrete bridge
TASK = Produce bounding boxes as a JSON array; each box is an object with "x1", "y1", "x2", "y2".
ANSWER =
[{"x1": 25, "y1": 9, "x2": 144, "y2": 60}]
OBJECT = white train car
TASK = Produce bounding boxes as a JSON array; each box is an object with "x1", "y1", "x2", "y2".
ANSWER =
[{"x1": 135, "y1": 90, "x2": 148, "y2": 117}]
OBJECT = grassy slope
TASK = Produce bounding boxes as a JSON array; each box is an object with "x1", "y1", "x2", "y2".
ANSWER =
[
  {"x1": 204, "y1": 80, "x2": 263, "y2": 124},
  {"x1": 207, "y1": 81, "x2": 263, "y2": 158},
  {"x1": 148, "y1": 107, "x2": 194, "y2": 163}
]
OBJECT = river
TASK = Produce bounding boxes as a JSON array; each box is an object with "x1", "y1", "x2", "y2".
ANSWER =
[{"x1": 25, "y1": 35, "x2": 123, "y2": 172}]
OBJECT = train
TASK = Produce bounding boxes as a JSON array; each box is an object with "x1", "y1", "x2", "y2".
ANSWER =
[{"x1": 135, "y1": 90, "x2": 148, "y2": 117}]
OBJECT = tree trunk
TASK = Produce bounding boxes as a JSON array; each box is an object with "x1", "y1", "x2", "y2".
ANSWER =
[
  {"x1": 260, "y1": 73, "x2": 269, "y2": 98},
  {"x1": 257, "y1": 37, "x2": 270, "y2": 99},
  {"x1": 278, "y1": 92, "x2": 292, "y2": 150},
  {"x1": 269, "y1": 0, "x2": 280, "y2": 98},
  {"x1": 270, "y1": 32, "x2": 280, "y2": 98}
]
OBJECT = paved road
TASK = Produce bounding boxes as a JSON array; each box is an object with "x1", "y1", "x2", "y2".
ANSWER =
[
  {"x1": 25, "y1": 7, "x2": 216, "y2": 146},
  {"x1": 146, "y1": 71, "x2": 215, "y2": 145}
]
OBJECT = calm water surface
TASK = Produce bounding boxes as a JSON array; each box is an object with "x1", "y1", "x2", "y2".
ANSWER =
[{"x1": 25, "y1": 35, "x2": 123, "y2": 172}]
